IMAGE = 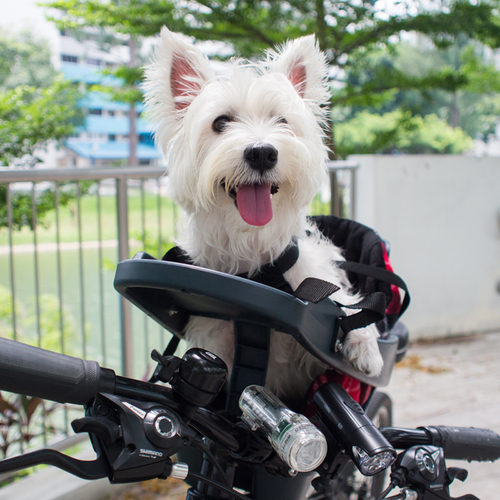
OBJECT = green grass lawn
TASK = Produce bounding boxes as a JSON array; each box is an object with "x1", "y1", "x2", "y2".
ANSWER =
[
  {"x1": 0, "y1": 189, "x2": 179, "y2": 249},
  {"x1": 0, "y1": 187, "x2": 330, "y2": 249}
]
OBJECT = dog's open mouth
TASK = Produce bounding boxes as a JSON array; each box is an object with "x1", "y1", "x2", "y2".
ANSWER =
[{"x1": 222, "y1": 181, "x2": 279, "y2": 226}]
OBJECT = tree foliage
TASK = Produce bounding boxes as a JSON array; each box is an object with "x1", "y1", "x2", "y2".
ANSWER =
[
  {"x1": 0, "y1": 31, "x2": 56, "y2": 90},
  {"x1": 0, "y1": 81, "x2": 82, "y2": 166},
  {"x1": 94, "y1": 65, "x2": 144, "y2": 105},
  {"x1": 337, "y1": 37, "x2": 500, "y2": 145},
  {"x1": 0, "y1": 181, "x2": 89, "y2": 231},
  {"x1": 0, "y1": 32, "x2": 84, "y2": 230},
  {"x1": 44, "y1": 0, "x2": 500, "y2": 155},
  {"x1": 45, "y1": 0, "x2": 500, "y2": 76},
  {"x1": 0, "y1": 32, "x2": 82, "y2": 166},
  {"x1": 335, "y1": 111, "x2": 473, "y2": 157}
]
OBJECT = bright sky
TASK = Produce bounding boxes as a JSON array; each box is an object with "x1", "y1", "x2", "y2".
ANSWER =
[
  {"x1": 1, "y1": 0, "x2": 415, "y2": 40},
  {"x1": 1, "y1": 0, "x2": 59, "y2": 46}
]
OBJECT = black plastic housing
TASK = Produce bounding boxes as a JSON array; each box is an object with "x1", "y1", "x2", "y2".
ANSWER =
[
  {"x1": 114, "y1": 255, "x2": 399, "y2": 387},
  {"x1": 313, "y1": 382, "x2": 396, "y2": 473}
]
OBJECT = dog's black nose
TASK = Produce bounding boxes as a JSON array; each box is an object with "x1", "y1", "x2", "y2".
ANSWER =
[{"x1": 244, "y1": 144, "x2": 278, "y2": 173}]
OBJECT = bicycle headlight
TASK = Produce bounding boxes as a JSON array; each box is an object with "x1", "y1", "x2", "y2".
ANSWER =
[
  {"x1": 312, "y1": 382, "x2": 397, "y2": 476},
  {"x1": 352, "y1": 446, "x2": 396, "y2": 476},
  {"x1": 240, "y1": 385, "x2": 327, "y2": 473}
]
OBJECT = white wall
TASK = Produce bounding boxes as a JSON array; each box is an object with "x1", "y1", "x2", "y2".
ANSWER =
[{"x1": 351, "y1": 155, "x2": 500, "y2": 339}]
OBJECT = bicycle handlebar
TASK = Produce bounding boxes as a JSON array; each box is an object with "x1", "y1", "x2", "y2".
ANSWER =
[
  {"x1": 382, "y1": 426, "x2": 500, "y2": 462},
  {"x1": 0, "y1": 337, "x2": 115, "y2": 405},
  {"x1": 1, "y1": 337, "x2": 499, "y2": 467},
  {"x1": 0, "y1": 338, "x2": 241, "y2": 453},
  {"x1": 428, "y1": 425, "x2": 500, "y2": 462}
]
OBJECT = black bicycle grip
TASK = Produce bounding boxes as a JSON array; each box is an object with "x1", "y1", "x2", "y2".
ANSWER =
[
  {"x1": 0, "y1": 338, "x2": 115, "y2": 405},
  {"x1": 425, "y1": 425, "x2": 500, "y2": 462}
]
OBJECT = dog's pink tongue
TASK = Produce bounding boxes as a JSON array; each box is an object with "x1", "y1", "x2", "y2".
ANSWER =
[{"x1": 236, "y1": 183, "x2": 273, "y2": 226}]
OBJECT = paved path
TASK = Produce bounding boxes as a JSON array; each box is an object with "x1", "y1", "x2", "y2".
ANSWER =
[{"x1": 385, "y1": 331, "x2": 500, "y2": 499}]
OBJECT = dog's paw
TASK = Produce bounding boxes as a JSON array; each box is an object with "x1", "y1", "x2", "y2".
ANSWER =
[{"x1": 342, "y1": 328, "x2": 383, "y2": 377}]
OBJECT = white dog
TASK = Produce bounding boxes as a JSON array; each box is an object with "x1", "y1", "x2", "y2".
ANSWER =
[{"x1": 144, "y1": 28, "x2": 383, "y2": 406}]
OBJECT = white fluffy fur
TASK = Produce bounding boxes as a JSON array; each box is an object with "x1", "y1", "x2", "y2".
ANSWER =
[{"x1": 144, "y1": 28, "x2": 383, "y2": 406}]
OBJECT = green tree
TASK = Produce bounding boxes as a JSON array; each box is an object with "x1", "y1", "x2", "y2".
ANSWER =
[
  {"x1": 45, "y1": 0, "x2": 500, "y2": 155},
  {"x1": 0, "y1": 31, "x2": 82, "y2": 166},
  {"x1": 334, "y1": 110, "x2": 473, "y2": 157},
  {"x1": 334, "y1": 37, "x2": 500, "y2": 154},
  {"x1": 0, "y1": 80, "x2": 81, "y2": 166},
  {"x1": 46, "y1": 0, "x2": 500, "y2": 95},
  {"x1": 0, "y1": 31, "x2": 83, "y2": 229},
  {"x1": 0, "y1": 31, "x2": 55, "y2": 90}
]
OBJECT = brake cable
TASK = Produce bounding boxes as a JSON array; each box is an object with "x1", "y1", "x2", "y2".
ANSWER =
[{"x1": 187, "y1": 471, "x2": 252, "y2": 499}]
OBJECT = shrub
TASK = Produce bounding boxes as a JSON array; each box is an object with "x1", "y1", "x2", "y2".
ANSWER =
[{"x1": 334, "y1": 111, "x2": 473, "y2": 158}]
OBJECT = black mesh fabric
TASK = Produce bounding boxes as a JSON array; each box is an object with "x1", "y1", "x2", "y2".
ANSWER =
[{"x1": 310, "y1": 215, "x2": 393, "y2": 308}]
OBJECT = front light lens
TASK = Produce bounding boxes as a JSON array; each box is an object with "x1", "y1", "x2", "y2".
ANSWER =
[
  {"x1": 283, "y1": 424, "x2": 328, "y2": 472},
  {"x1": 352, "y1": 446, "x2": 396, "y2": 476}
]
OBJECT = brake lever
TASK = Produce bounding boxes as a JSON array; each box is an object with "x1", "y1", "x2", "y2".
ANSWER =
[{"x1": 0, "y1": 448, "x2": 109, "y2": 480}]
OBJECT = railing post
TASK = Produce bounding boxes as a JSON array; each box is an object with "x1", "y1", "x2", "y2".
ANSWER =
[
  {"x1": 329, "y1": 170, "x2": 342, "y2": 216},
  {"x1": 116, "y1": 177, "x2": 133, "y2": 377},
  {"x1": 6, "y1": 184, "x2": 18, "y2": 341},
  {"x1": 327, "y1": 160, "x2": 359, "y2": 219},
  {"x1": 350, "y1": 166, "x2": 357, "y2": 220}
]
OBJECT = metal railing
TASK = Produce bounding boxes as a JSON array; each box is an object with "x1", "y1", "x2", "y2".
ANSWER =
[
  {"x1": 0, "y1": 166, "x2": 176, "y2": 460},
  {"x1": 0, "y1": 160, "x2": 357, "y2": 457},
  {"x1": 327, "y1": 160, "x2": 358, "y2": 219}
]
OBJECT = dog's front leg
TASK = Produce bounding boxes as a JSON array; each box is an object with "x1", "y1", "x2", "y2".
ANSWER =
[{"x1": 342, "y1": 324, "x2": 383, "y2": 377}]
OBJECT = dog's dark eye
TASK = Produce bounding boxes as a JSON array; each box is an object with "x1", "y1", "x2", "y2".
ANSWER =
[
  {"x1": 276, "y1": 117, "x2": 288, "y2": 125},
  {"x1": 212, "y1": 115, "x2": 233, "y2": 133}
]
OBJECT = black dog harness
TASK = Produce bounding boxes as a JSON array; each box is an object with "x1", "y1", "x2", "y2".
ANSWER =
[{"x1": 163, "y1": 238, "x2": 300, "y2": 295}]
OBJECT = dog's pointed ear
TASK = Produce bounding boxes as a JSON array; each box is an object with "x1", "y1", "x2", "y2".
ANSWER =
[
  {"x1": 144, "y1": 27, "x2": 213, "y2": 118},
  {"x1": 268, "y1": 35, "x2": 330, "y2": 107}
]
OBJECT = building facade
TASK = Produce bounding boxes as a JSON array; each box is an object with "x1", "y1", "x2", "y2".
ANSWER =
[{"x1": 55, "y1": 30, "x2": 162, "y2": 167}]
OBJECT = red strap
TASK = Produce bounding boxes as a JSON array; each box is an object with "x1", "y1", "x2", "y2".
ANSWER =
[
  {"x1": 381, "y1": 242, "x2": 402, "y2": 316},
  {"x1": 304, "y1": 370, "x2": 373, "y2": 418}
]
